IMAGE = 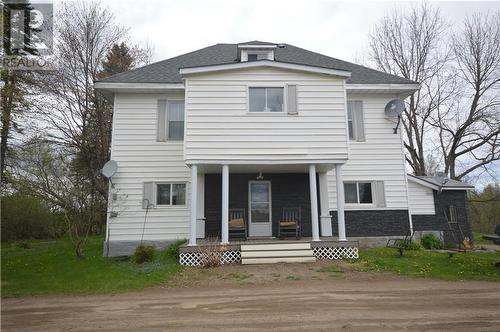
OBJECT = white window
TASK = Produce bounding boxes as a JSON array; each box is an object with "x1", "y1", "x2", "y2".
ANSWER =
[
  {"x1": 157, "y1": 100, "x2": 184, "y2": 141},
  {"x1": 347, "y1": 106, "x2": 354, "y2": 139},
  {"x1": 156, "y1": 183, "x2": 186, "y2": 206},
  {"x1": 344, "y1": 182, "x2": 373, "y2": 204},
  {"x1": 167, "y1": 101, "x2": 184, "y2": 140},
  {"x1": 249, "y1": 87, "x2": 284, "y2": 112},
  {"x1": 346, "y1": 100, "x2": 365, "y2": 141}
]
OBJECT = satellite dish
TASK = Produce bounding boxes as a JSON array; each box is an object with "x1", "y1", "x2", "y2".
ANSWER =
[
  {"x1": 101, "y1": 160, "x2": 118, "y2": 179},
  {"x1": 384, "y1": 99, "x2": 405, "y2": 134},
  {"x1": 384, "y1": 99, "x2": 405, "y2": 118}
]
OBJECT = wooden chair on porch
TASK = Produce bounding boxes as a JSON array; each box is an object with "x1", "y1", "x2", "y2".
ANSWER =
[
  {"x1": 278, "y1": 207, "x2": 301, "y2": 239},
  {"x1": 229, "y1": 208, "x2": 247, "y2": 239}
]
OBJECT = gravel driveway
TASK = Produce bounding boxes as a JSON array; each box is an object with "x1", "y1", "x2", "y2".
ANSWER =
[{"x1": 2, "y1": 270, "x2": 500, "y2": 331}]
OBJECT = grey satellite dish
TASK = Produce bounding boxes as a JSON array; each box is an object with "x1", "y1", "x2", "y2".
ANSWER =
[
  {"x1": 101, "y1": 160, "x2": 118, "y2": 179},
  {"x1": 384, "y1": 99, "x2": 405, "y2": 134},
  {"x1": 384, "y1": 99, "x2": 405, "y2": 117}
]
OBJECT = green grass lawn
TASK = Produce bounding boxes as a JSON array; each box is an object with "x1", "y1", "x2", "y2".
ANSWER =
[
  {"x1": 360, "y1": 248, "x2": 500, "y2": 282},
  {"x1": 3, "y1": 237, "x2": 499, "y2": 298},
  {"x1": 1, "y1": 236, "x2": 183, "y2": 297},
  {"x1": 473, "y1": 232, "x2": 491, "y2": 245}
]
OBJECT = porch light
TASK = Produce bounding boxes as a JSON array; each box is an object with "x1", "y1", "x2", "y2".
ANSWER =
[{"x1": 256, "y1": 172, "x2": 264, "y2": 180}]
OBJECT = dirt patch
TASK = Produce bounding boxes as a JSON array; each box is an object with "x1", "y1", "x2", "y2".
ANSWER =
[
  {"x1": 166, "y1": 260, "x2": 394, "y2": 288},
  {"x1": 2, "y1": 262, "x2": 500, "y2": 331}
]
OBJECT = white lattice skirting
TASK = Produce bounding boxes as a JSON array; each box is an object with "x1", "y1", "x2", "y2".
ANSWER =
[
  {"x1": 179, "y1": 250, "x2": 242, "y2": 266},
  {"x1": 312, "y1": 246, "x2": 359, "y2": 260}
]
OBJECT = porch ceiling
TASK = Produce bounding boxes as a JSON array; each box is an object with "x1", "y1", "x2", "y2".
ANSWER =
[{"x1": 197, "y1": 163, "x2": 334, "y2": 174}]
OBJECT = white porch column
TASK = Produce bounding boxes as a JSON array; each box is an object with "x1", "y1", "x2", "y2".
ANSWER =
[
  {"x1": 221, "y1": 165, "x2": 229, "y2": 244},
  {"x1": 335, "y1": 164, "x2": 347, "y2": 241},
  {"x1": 318, "y1": 172, "x2": 332, "y2": 236},
  {"x1": 189, "y1": 165, "x2": 198, "y2": 246},
  {"x1": 309, "y1": 164, "x2": 320, "y2": 241},
  {"x1": 196, "y1": 172, "x2": 205, "y2": 239}
]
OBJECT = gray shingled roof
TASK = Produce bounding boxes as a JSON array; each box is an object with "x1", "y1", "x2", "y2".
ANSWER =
[
  {"x1": 409, "y1": 175, "x2": 474, "y2": 189},
  {"x1": 98, "y1": 42, "x2": 418, "y2": 85}
]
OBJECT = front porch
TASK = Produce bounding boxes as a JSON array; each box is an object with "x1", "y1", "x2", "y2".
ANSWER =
[
  {"x1": 183, "y1": 163, "x2": 354, "y2": 266},
  {"x1": 179, "y1": 237, "x2": 359, "y2": 266}
]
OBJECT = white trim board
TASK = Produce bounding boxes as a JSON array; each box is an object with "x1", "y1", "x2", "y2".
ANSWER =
[
  {"x1": 94, "y1": 82, "x2": 185, "y2": 92},
  {"x1": 346, "y1": 83, "x2": 420, "y2": 98},
  {"x1": 179, "y1": 60, "x2": 352, "y2": 78},
  {"x1": 95, "y1": 82, "x2": 421, "y2": 94},
  {"x1": 346, "y1": 83, "x2": 420, "y2": 90}
]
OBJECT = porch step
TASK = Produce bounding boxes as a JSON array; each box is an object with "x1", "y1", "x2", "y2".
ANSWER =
[
  {"x1": 242, "y1": 250, "x2": 314, "y2": 258},
  {"x1": 240, "y1": 243, "x2": 311, "y2": 251},
  {"x1": 242, "y1": 257, "x2": 316, "y2": 265},
  {"x1": 240, "y1": 242, "x2": 316, "y2": 265}
]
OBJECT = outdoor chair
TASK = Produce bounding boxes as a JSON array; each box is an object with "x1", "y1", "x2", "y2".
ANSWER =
[
  {"x1": 278, "y1": 207, "x2": 301, "y2": 239},
  {"x1": 229, "y1": 208, "x2": 247, "y2": 239},
  {"x1": 386, "y1": 229, "x2": 415, "y2": 256}
]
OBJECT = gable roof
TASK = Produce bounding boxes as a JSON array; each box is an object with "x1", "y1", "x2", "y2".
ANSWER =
[
  {"x1": 98, "y1": 42, "x2": 418, "y2": 85},
  {"x1": 408, "y1": 174, "x2": 474, "y2": 191}
]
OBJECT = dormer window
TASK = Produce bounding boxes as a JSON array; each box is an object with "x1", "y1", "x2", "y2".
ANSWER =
[
  {"x1": 241, "y1": 49, "x2": 274, "y2": 62},
  {"x1": 238, "y1": 43, "x2": 277, "y2": 62}
]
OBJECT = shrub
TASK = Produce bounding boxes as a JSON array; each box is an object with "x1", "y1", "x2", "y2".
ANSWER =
[
  {"x1": 17, "y1": 241, "x2": 31, "y2": 249},
  {"x1": 421, "y1": 233, "x2": 443, "y2": 249},
  {"x1": 132, "y1": 245, "x2": 155, "y2": 264},
  {"x1": 164, "y1": 239, "x2": 187, "y2": 259},
  {"x1": 1, "y1": 193, "x2": 65, "y2": 242},
  {"x1": 199, "y1": 237, "x2": 224, "y2": 268},
  {"x1": 400, "y1": 240, "x2": 421, "y2": 250}
]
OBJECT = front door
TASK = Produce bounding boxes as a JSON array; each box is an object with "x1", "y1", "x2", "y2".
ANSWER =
[{"x1": 248, "y1": 181, "x2": 272, "y2": 237}]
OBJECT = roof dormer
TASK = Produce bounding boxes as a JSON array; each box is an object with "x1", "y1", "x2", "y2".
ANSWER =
[{"x1": 238, "y1": 41, "x2": 278, "y2": 62}]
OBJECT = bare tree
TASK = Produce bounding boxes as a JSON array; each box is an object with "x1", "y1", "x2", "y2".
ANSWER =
[
  {"x1": 11, "y1": 138, "x2": 101, "y2": 257},
  {"x1": 32, "y1": 2, "x2": 125, "y2": 204},
  {"x1": 369, "y1": 4, "x2": 448, "y2": 175},
  {"x1": 31, "y1": 2, "x2": 150, "y2": 230},
  {"x1": 430, "y1": 13, "x2": 500, "y2": 180},
  {"x1": 11, "y1": 1, "x2": 154, "y2": 251}
]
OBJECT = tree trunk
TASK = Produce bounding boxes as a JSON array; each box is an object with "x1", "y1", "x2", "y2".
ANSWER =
[{"x1": 0, "y1": 73, "x2": 15, "y2": 183}]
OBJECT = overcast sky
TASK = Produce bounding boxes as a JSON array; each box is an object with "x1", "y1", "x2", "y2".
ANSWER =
[
  {"x1": 101, "y1": 0, "x2": 500, "y2": 64},
  {"x1": 97, "y1": 0, "x2": 498, "y2": 185},
  {"x1": 50, "y1": 0, "x2": 497, "y2": 185}
]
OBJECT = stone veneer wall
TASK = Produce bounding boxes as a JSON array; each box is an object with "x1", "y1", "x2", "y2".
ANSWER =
[
  {"x1": 412, "y1": 190, "x2": 472, "y2": 244},
  {"x1": 330, "y1": 210, "x2": 410, "y2": 237}
]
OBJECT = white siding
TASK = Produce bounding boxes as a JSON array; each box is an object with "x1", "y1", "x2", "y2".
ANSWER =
[
  {"x1": 327, "y1": 93, "x2": 409, "y2": 210},
  {"x1": 107, "y1": 93, "x2": 191, "y2": 241},
  {"x1": 408, "y1": 180, "x2": 436, "y2": 215},
  {"x1": 184, "y1": 67, "x2": 348, "y2": 164},
  {"x1": 106, "y1": 83, "x2": 413, "y2": 242}
]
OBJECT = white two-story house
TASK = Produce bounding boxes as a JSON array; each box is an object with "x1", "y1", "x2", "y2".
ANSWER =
[{"x1": 95, "y1": 41, "x2": 473, "y2": 265}]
